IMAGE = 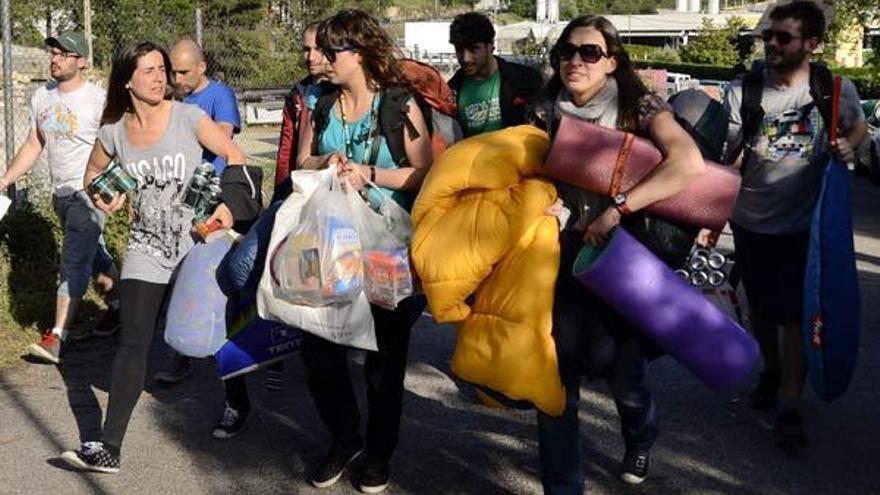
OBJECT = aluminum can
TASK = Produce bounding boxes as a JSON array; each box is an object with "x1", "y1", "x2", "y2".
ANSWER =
[
  {"x1": 105, "y1": 161, "x2": 137, "y2": 193},
  {"x1": 184, "y1": 175, "x2": 207, "y2": 210}
]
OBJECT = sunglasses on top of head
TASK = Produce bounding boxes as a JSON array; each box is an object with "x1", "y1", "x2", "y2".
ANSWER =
[
  {"x1": 555, "y1": 42, "x2": 609, "y2": 64},
  {"x1": 321, "y1": 45, "x2": 355, "y2": 63},
  {"x1": 760, "y1": 29, "x2": 802, "y2": 45}
]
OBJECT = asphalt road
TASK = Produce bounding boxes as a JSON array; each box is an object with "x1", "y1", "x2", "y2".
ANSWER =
[{"x1": 1, "y1": 176, "x2": 879, "y2": 495}]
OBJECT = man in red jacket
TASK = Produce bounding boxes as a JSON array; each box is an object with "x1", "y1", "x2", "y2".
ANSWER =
[{"x1": 272, "y1": 21, "x2": 328, "y2": 203}]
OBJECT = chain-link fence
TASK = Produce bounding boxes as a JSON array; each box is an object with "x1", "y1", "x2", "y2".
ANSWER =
[
  {"x1": 1, "y1": 0, "x2": 328, "y2": 203},
  {"x1": 1, "y1": 0, "x2": 479, "y2": 204}
]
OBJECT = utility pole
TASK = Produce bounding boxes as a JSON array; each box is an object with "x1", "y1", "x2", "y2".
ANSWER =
[
  {"x1": 2, "y1": 0, "x2": 15, "y2": 205},
  {"x1": 195, "y1": 6, "x2": 203, "y2": 46},
  {"x1": 84, "y1": 0, "x2": 93, "y2": 68}
]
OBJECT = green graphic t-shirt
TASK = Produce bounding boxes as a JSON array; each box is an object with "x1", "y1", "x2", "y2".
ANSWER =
[{"x1": 457, "y1": 70, "x2": 503, "y2": 137}]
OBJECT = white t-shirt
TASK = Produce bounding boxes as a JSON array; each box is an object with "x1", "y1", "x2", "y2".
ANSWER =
[{"x1": 28, "y1": 81, "x2": 105, "y2": 197}]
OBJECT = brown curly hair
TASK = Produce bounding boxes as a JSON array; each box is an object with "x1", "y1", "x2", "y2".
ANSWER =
[{"x1": 317, "y1": 9, "x2": 408, "y2": 89}]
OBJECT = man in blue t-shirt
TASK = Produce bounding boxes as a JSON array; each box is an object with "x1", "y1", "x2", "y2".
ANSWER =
[
  {"x1": 170, "y1": 38, "x2": 241, "y2": 175},
  {"x1": 155, "y1": 38, "x2": 242, "y2": 386}
]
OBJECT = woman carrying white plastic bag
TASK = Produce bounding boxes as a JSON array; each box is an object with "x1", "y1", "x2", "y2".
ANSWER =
[{"x1": 293, "y1": 10, "x2": 432, "y2": 493}]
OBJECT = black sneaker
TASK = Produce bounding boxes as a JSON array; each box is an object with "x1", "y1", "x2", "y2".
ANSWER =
[
  {"x1": 749, "y1": 371, "x2": 780, "y2": 410},
  {"x1": 355, "y1": 457, "x2": 390, "y2": 494},
  {"x1": 60, "y1": 441, "x2": 120, "y2": 474},
  {"x1": 310, "y1": 445, "x2": 362, "y2": 488},
  {"x1": 264, "y1": 367, "x2": 284, "y2": 391},
  {"x1": 774, "y1": 410, "x2": 809, "y2": 450},
  {"x1": 212, "y1": 403, "x2": 248, "y2": 439},
  {"x1": 153, "y1": 353, "x2": 191, "y2": 385},
  {"x1": 620, "y1": 449, "x2": 649, "y2": 485}
]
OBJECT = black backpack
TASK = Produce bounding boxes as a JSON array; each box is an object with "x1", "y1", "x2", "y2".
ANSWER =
[
  {"x1": 636, "y1": 89, "x2": 730, "y2": 268},
  {"x1": 311, "y1": 83, "x2": 429, "y2": 167},
  {"x1": 731, "y1": 61, "x2": 835, "y2": 174}
]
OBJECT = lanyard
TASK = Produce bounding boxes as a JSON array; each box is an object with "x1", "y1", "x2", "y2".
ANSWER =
[{"x1": 338, "y1": 91, "x2": 379, "y2": 165}]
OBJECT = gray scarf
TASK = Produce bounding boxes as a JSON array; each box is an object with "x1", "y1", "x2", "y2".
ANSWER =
[
  {"x1": 554, "y1": 77, "x2": 619, "y2": 129},
  {"x1": 552, "y1": 78, "x2": 620, "y2": 231}
]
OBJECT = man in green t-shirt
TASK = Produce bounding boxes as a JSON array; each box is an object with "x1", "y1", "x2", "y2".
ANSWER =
[{"x1": 448, "y1": 12, "x2": 544, "y2": 138}]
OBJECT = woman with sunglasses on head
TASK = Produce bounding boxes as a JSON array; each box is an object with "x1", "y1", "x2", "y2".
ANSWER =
[
  {"x1": 59, "y1": 40, "x2": 249, "y2": 473},
  {"x1": 295, "y1": 9, "x2": 432, "y2": 494},
  {"x1": 538, "y1": 15, "x2": 704, "y2": 492}
]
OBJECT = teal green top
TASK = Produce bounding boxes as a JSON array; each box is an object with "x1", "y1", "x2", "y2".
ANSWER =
[{"x1": 307, "y1": 88, "x2": 414, "y2": 211}]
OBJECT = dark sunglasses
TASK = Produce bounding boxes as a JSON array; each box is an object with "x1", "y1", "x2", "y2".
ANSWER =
[
  {"x1": 321, "y1": 45, "x2": 355, "y2": 63},
  {"x1": 760, "y1": 29, "x2": 801, "y2": 45},
  {"x1": 555, "y1": 42, "x2": 608, "y2": 64}
]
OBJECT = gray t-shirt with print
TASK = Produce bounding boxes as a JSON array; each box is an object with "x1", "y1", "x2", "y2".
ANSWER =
[
  {"x1": 98, "y1": 101, "x2": 206, "y2": 284},
  {"x1": 725, "y1": 70, "x2": 863, "y2": 234}
]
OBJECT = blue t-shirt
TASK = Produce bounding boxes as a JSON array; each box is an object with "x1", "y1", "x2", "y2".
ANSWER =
[
  {"x1": 307, "y1": 86, "x2": 413, "y2": 211},
  {"x1": 184, "y1": 80, "x2": 241, "y2": 174}
]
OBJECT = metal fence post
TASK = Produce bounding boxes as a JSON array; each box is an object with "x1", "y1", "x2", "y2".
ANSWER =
[
  {"x1": 196, "y1": 6, "x2": 203, "y2": 46},
  {"x1": 84, "y1": 0, "x2": 93, "y2": 68},
  {"x1": 2, "y1": 0, "x2": 16, "y2": 206}
]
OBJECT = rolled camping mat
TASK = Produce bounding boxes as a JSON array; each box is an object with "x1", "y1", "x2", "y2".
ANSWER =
[
  {"x1": 216, "y1": 316, "x2": 301, "y2": 380},
  {"x1": 802, "y1": 158, "x2": 860, "y2": 402},
  {"x1": 572, "y1": 228, "x2": 758, "y2": 391}
]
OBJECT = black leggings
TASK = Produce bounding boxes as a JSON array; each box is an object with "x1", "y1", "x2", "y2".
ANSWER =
[
  {"x1": 300, "y1": 296, "x2": 425, "y2": 462},
  {"x1": 102, "y1": 279, "x2": 170, "y2": 453}
]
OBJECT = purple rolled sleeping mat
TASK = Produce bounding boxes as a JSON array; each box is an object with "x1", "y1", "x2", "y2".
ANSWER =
[{"x1": 572, "y1": 228, "x2": 759, "y2": 391}]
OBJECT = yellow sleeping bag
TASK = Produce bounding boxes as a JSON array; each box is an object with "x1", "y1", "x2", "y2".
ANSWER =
[{"x1": 412, "y1": 125, "x2": 564, "y2": 416}]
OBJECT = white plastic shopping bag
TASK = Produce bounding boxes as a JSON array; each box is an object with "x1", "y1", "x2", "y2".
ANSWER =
[
  {"x1": 0, "y1": 195, "x2": 10, "y2": 222},
  {"x1": 345, "y1": 184, "x2": 415, "y2": 310},
  {"x1": 257, "y1": 168, "x2": 376, "y2": 351},
  {"x1": 165, "y1": 232, "x2": 237, "y2": 357},
  {"x1": 271, "y1": 172, "x2": 363, "y2": 307}
]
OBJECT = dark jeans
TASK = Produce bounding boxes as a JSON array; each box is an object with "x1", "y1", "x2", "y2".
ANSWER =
[
  {"x1": 537, "y1": 231, "x2": 658, "y2": 494},
  {"x1": 103, "y1": 280, "x2": 170, "y2": 453},
  {"x1": 300, "y1": 295, "x2": 426, "y2": 462},
  {"x1": 537, "y1": 338, "x2": 657, "y2": 494},
  {"x1": 224, "y1": 361, "x2": 285, "y2": 412}
]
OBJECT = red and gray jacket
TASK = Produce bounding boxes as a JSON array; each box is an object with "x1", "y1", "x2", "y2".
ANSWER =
[{"x1": 273, "y1": 75, "x2": 317, "y2": 203}]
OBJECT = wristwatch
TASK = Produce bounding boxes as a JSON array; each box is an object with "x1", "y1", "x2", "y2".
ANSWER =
[{"x1": 613, "y1": 192, "x2": 632, "y2": 216}]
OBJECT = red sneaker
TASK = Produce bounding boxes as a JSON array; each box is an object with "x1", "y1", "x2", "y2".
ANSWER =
[{"x1": 26, "y1": 332, "x2": 61, "y2": 365}]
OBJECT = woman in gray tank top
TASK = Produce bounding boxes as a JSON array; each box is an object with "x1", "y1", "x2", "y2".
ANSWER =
[{"x1": 59, "y1": 40, "x2": 246, "y2": 473}]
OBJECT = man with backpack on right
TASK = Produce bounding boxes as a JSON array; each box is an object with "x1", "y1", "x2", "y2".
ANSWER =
[
  {"x1": 448, "y1": 12, "x2": 544, "y2": 137},
  {"x1": 723, "y1": 0, "x2": 867, "y2": 450}
]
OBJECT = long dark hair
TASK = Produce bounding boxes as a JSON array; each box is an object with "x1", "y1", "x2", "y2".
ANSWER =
[
  {"x1": 101, "y1": 40, "x2": 174, "y2": 125},
  {"x1": 546, "y1": 15, "x2": 648, "y2": 132},
  {"x1": 316, "y1": 9, "x2": 408, "y2": 89}
]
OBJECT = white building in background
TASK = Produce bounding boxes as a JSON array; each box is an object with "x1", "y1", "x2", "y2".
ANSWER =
[
  {"x1": 404, "y1": 11, "x2": 760, "y2": 59},
  {"x1": 536, "y1": 0, "x2": 560, "y2": 23}
]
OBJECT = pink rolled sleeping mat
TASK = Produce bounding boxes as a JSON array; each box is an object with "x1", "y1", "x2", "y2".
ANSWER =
[{"x1": 543, "y1": 116, "x2": 741, "y2": 230}]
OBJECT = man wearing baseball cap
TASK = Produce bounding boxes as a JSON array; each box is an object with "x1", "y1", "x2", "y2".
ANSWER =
[{"x1": 0, "y1": 31, "x2": 119, "y2": 365}]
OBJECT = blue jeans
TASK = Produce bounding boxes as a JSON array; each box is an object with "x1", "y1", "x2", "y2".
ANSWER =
[
  {"x1": 53, "y1": 191, "x2": 115, "y2": 298},
  {"x1": 537, "y1": 337, "x2": 657, "y2": 494}
]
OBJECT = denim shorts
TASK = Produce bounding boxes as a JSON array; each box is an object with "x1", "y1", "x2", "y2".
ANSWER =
[{"x1": 52, "y1": 191, "x2": 115, "y2": 298}]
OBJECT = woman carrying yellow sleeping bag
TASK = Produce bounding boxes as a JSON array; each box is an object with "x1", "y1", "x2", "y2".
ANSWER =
[{"x1": 411, "y1": 125, "x2": 565, "y2": 416}]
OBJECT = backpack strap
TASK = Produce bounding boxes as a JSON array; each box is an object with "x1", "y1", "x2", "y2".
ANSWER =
[
  {"x1": 311, "y1": 82, "x2": 339, "y2": 154},
  {"x1": 732, "y1": 69, "x2": 765, "y2": 176},
  {"x1": 808, "y1": 62, "x2": 835, "y2": 141},
  {"x1": 378, "y1": 85, "x2": 418, "y2": 168}
]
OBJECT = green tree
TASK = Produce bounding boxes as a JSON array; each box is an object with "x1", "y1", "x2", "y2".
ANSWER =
[
  {"x1": 508, "y1": 0, "x2": 536, "y2": 18},
  {"x1": 678, "y1": 18, "x2": 738, "y2": 66}
]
